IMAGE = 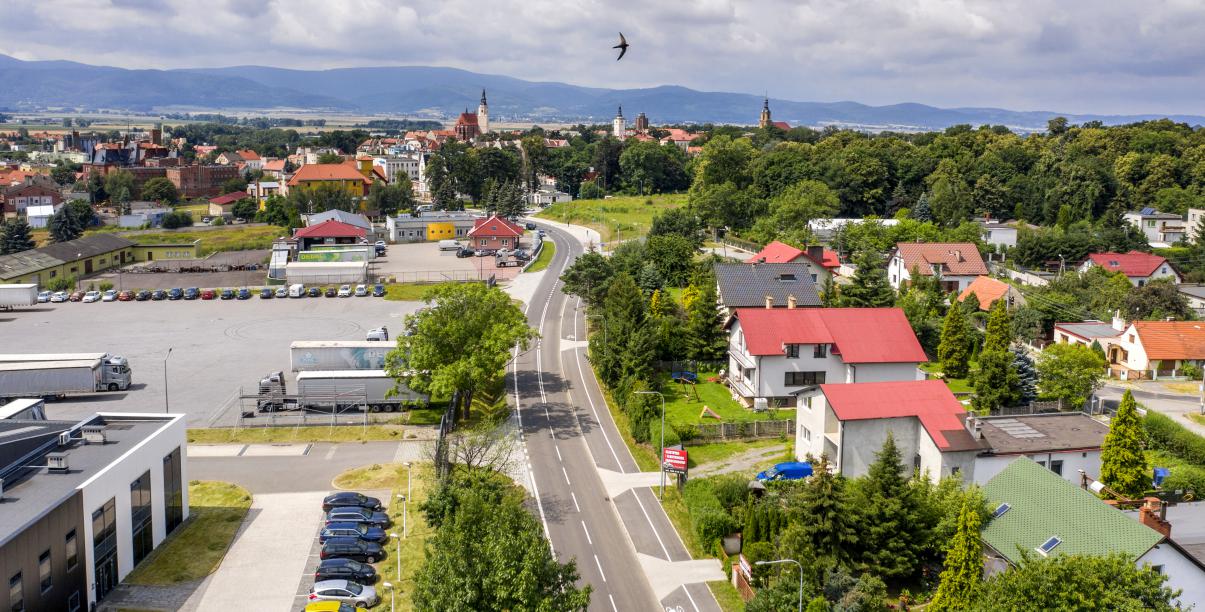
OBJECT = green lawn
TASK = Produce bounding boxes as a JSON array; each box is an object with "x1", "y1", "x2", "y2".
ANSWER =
[
  {"x1": 659, "y1": 370, "x2": 788, "y2": 426},
  {"x1": 1189, "y1": 413, "x2": 1205, "y2": 427},
  {"x1": 384, "y1": 281, "x2": 474, "y2": 301},
  {"x1": 526, "y1": 241, "x2": 556, "y2": 273},
  {"x1": 124, "y1": 481, "x2": 252, "y2": 585},
  {"x1": 535, "y1": 193, "x2": 686, "y2": 242},
  {"x1": 686, "y1": 438, "x2": 786, "y2": 469},
  {"x1": 920, "y1": 362, "x2": 973, "y2": 394},
  {"x1": 710, "y1": 581, "x2": 746, "y2": 612},
  {"x1": 124, "y1": 225, "x2": 284, "y2": 255},
  {"x1": 660, "y1": 485, "x2": 709, "y2": 558},
  {"x1": 186, "y1": 418, "x2": 418, "y2": 444}
]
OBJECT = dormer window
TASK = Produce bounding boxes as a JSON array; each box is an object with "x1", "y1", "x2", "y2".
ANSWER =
[
  {"x1": 1036, "y1": 536, "x2": 1062, "y2": 555},
  {"x1": 778, "y1": 274, "x2": 796, "y2": 282}
]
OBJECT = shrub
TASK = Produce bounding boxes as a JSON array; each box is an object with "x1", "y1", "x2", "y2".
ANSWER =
[
  {"x1": 1160, "y1": 464, "x2": 1205, "y2": 495},
  {"x1": 1145, "y1": 412, "x2": 1205, "y2": 465},
  {"x1": 1181, "y1": 363, "x2": 1202, "y2": 381},
  {"x1": 711, "y1": 474, "x2": 750, "y2": 511},
  {"x1": 693, "y1": 509, "x2": 737, "y2": 547},
  {"x1": 212, "y1": 216, "x2": 226, "y2": 226},
  {"x1": 47, "y1": 276, "x2": 74, "y2": 292},
  {"x1": 98, "y1": 281, "x2": 114, "y2": 292},
  {"x1": 673, "y1": 422, "x2": 699, "y2": 442}
]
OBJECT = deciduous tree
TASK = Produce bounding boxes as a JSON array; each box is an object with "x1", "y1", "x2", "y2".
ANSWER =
[
  {"x1": 972, "y1": 553, "x2": 1179, "y2": 612},
  {"x1": 1036, "y1": 343, "x2": 1106, "y2": 408}
]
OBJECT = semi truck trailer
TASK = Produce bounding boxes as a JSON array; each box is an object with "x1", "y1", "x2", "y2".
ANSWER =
[
  {"x1": 0, "y1": 358, "x2": 132, "y2": 400},
  {"x1": 0, "y1": 284, "x2": 38, "y2": 310},
  {"x1": 289, "y1": 341, "x2": 391, "y2": 372},
  {"x1": 256, "y1": 369, "x2": 427, "y2": 412}
]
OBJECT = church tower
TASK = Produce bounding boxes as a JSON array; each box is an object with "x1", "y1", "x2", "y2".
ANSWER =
[
  {"x1": 759, "y1": 96, "x2": 771, "y2": 129},
  {"x1": 613, "y1": 106, "x2": 625, "y2": 139},
  {"x1": 477, "y1": 89, "x2": 490, "y2": 134}
]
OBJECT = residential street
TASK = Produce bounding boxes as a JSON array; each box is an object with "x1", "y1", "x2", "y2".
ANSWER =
[{"x1": 1099, "y1": 382, "x2": 1205, "y2": 437}]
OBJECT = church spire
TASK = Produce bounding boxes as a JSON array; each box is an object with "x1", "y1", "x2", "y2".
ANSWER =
[
  {"x1": 759, "y1": 94, "x2": 772, "y2": 129},
  {"x1": 481, "y1": 89, "x2": 487, "y2": 105}
]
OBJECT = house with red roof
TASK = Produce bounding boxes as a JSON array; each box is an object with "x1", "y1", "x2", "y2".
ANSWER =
[
  {"x1": 745, "y1": 240, "x2": 841, "y2": 283},
  {"x1": 795, "y1": 379, "x2": 983, "y2": 482},
  {"x1": 468, "y1": 214, "x2": 525, "y2": 250},
  {"x1": 956, "y1": 276, "x2": 1026, "y2": 311},
  {"x1": 725, "y1": 307, "x2": 926, "y2": 405},
  {"x1": 207, "y1": 191, "x2": 251, "y2": 217},
  {"x1": 1079, "y1": 251, "x2": 1181, "y2": 287},
  {"x1": 887, "y1": 242, "x2": 989, "y2": 292},
  {"x1": 1099, "y1": 320, "x2": 1205, "y2": 380},
  {"x1": 292, "y1": 219, "x2": 367, "y2": 251}
]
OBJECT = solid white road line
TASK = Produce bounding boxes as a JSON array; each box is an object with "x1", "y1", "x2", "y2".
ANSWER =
[
  {"x1": 684, "y1": 584, "x2": 702, "y2": 612},
  {"x1": 571, "y1": 296, "x2": 626, "y2": 472},
  {"x1": 609, "y1": 594, "x2": 619, "y2": 611},
  {"x1": 631, "y1": 487, "x2": 673, "y2": 560}
]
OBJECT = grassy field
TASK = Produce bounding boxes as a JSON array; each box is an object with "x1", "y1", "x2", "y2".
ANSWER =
[
  {"x1": 186, "y1": 418, "x2": 420, "y2": 444},
  {"x1": 659, "y1": 371, "x2": 788, "y2": 426},
  {"x1": 527, "y1": 241, "x2": 556, "y2": 273},
  {"x1": 124, "y1": 481, "x2": 252, "y2": 585},
  {"x1": 536, "y1": 193, "x2": 687, "y2": 242},
  {"x1": 685, "y1": 438, "x2": 786, "y2": 469},
  {"x1": 383, "y1": 281, "x2": 468, "y2": 301},
  {"x1": 660, "y1": 486, "x2": 747, "y2": 611},
  {"x1": 920, "y1": 362, "x2": 973, "y2": 394},
  {"x1": 125, "y1": 225, "x2": 283, "y2": 255},
  {"x1": 709, "y1": 580, "x2": 746, "y2": 612}
]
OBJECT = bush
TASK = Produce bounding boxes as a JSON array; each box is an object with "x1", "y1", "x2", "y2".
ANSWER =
[
  {"x1": 1145, "y1": 412, "x2": 1205, "y2": 465},
  {"x1": 1160, "y1": 464, "x2": 1205, "y2": 495},
  {"x1": 672, "y1": 422, "x2": 699, "y2": 442},
  {"x1": 98, "y1": 281, "x2": 114, "y2": 292},
  {"x1": 693, "y1": 509, "x2": 738, "y2": 547},
  {"x1": 47, "y1": 276, "x2": 75, "y2": 292},
  {"x1": 711, "y1": 474, "x2": 750, "y2": 511},
  {"x1": 1181, "y1": 363, "x2": 1202, "y2": 381},
  {"x1": 212, "y1": 216, "x2": 226, "y2": 226}
]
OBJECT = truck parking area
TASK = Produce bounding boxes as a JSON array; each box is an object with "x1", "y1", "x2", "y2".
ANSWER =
[{"x1": 2, "y1": 296, "x2": 428, "y2": 425}]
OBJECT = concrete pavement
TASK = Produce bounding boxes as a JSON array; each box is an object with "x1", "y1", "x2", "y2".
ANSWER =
[
  {"x1": 187, "y1": 440, "x2": 422, "y2": 493},
  {"x1": 1100, "y1": 382, "x2": 1205, "y2": 437}
]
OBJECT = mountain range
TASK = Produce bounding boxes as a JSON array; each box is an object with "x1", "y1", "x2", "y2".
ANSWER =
[{"x1": 2, "y1": 54, "x2": 1202, "y2": 131}]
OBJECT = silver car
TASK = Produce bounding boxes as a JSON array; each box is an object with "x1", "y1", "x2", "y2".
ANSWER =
[{"x1": 308, "y1": 579, "x2": 378, "y2": 608}]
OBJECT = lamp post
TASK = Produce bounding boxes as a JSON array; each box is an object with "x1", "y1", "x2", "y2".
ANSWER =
[
  {"x1": 404, "y1": 462, "x2": 412, "y2": 504},
  {"x1": 383, "y1": 581, "x2": 395, "y2": 612},
  {"x1": 163, "y1": 347, "x2": 173, "y2": 414},
  {"x1": 389, "y1": 532, "x2": 401, "y2": 582},
  {"x1": 398, "y1": 494, "x2": 408, "y2": 538},
  {"x1": 634, "y1": 390, "x2": 666, "y2": 499},
  {"x1": 755, "y1": 559, "x2": 804, "y2": 612}
]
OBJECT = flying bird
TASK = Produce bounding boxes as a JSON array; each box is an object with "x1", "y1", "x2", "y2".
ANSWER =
[{"x1": 613, "y1": 32, "x2": 629, "y2": 61}]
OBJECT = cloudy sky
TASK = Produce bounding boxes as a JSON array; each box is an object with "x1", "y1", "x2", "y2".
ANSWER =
[{"x1": 1, "y1": 0, "x2": 1202, "y2": 115}]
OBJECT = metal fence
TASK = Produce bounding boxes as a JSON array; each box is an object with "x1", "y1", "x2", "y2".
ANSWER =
[
  {"x1": 689, "y1": 419, "x2": 795, "y2": 441},
  {"x1": 373, "y1": 270, "x2": 491, "y2": 284},
  {"x1": 990, "y1": 399, "x2": 1065, "y2": 416}
]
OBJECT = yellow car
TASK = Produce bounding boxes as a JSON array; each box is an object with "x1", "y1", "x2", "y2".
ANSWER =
[{"x1": 304, "y1": 602, "x2": 367, "y2": 612}]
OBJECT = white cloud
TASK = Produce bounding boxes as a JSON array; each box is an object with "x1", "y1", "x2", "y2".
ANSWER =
[{"x1": 0, "y1": 0, "x2": 1201, "y2": 114}]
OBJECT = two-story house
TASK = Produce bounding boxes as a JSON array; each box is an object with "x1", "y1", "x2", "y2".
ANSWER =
[
  {"x1": 1124, "y1": 208, "x2": 1185, "y2": 246},
  {"x1": 887, "y1": 242, "x2": 988, "y2": 292},
  {"x1": 744, "y1": 241, "x2": 841, "y2": 284},
  {"x1": 725, "y1": 307, "x2": 926, "y2": 407},
  {"x1": 1079, "y1": 251, "x2": 1181, "y2": 286},
  {"x1": 714, "y1": 262, "x2": 821, "y2": 317}
]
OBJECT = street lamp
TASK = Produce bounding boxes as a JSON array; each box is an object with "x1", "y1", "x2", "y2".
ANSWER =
[
  {"x1": 404, "y1": 462, "x2": 412, "y2": 503},
  {"x1": 634, "y1": 390, "x2": 666, "y2": 499},
  {"x1": 382, "y1": 581, "x2": 395, "y2": 612},
  {"x1": 397, "y1": 494, "x2": 408, "y2": 538},
  {"x1": 163, "y1": 347, "x2": 173, "y2": 414},
  {"x1": 755, "y1": 558, "x2": 804, "y2": 612},
  {"x1": 389, "y1": 532, "x2": 401, "y2": 582}
]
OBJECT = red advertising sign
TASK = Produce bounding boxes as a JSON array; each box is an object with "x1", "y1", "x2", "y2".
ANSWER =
[{"x1": 662, "y1": 447, "x2": 688, "y2": 473}]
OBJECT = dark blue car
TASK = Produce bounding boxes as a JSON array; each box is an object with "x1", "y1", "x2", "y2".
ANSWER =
[{"x1": 319, "y1": 521, "x2": 387, "y2": 544}]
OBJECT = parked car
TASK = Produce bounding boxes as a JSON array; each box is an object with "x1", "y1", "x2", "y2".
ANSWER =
[
  {"x1": 475, "y1": 248, "x2": 495, "y2": 257},
  {"x1": 201, "y1": 216, "x2": 213, "y2": 224},
  {"x1": 338, "y1": 285, "x2": 352, "y2": 298},
  {"x1": 218, "y1": 288, "x2": 234, "y2": 300},
  {"x1": 308, "y1": 579, "x2": 379, "y2": 608},
  {"x1": 151, "y1": 290, "x2": 168, "y2": 301},
  {"x1": 200, "y1": 289, "x2": 216, "y2": 300},
  {"x1": 514, "y1": 249, "x2": 530, "y2": 261},
  {"x1": 183, "y1": 287, "x2": 199, "y2": 300},
  {"x1": 82, "y1": 291, "x2": 102, "y2": 303},
  {"x1": 323, "y1": 286, "x2": 337, "y2": 298},
  {"x1": 322, "y1": 492, "x2": 382, "y2": 512},
  {"x1": 374, "y1": 240, "x2": 387, "y2": 249},
  {"x1": 755, "y1": 461, "x2": 813, "y2": 482},
  {"x1": 259, "y1": 288, "x2": 274, "y2": 299},
  {"x1": 37, "y1": 291, "x2": 51, "y2": 303},
  {"x1": 525, "y1": 221, "x2": 537, "y2": 230},
  {"x1": 168, "y1": 288, "x2": 184, "y2": 300},
  {"x1": 319, "y1": 537, "x2": 383, "y2": 563},
  {"x1": 49, "y1": 291, "x2": 68, "y2": 303},
  {"x1": 371, "y1": 284, "x2": 385, "y2": 297},
  {"x1": 237, "y1": 288, "x2": 252, "y2": 300},
  {"x1": 68, "y1": 291, "x2": 85, "y2": 302},
  {"x1": 353, "y1": 284, "x2": 368, "y2": 297},
  {"x1": 304, "y1": 602, "x2": 368, "y2": 612},
  {"x1": 326, "y1": 506, "x2": 390, "y2": 527},
  {"x1": 456, "y1": 247, "x2": 475, "y2": 258},
  {"x1": 117, "y1": 290, "x2": 134, "y2": 301},
  {"x1": 318, "y1": 522, "x2": 386, "y2": 544},
  {"x1": 315, "y1": 558, "x2": 377, "y2": 584},
  {"x1": 309, "y1": 287, "x2": 323, "y2": 298},
  {"x1": 366, "y1": 326, "x2": 389, "y2": 342},
  {"x1": 275, "y1": 286, "x2": 288, "y2": 298},
  {"x1": 101, "y1": 290, "x2": 117, "y2": 302},
  {"x1": 134, "y1": 290, "x2": 151, "y2": 301}
]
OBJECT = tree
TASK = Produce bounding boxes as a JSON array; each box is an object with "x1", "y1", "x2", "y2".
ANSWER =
[
  {"x1": 0, "y1": 219, "x2": 35, "y2": 254},
  {"x1": 928, "y1": 497, "x2": 983, "y2": 611},
  {"x1": 972, "y1": 302, "x2": 1020, "y2": 412},
  {"x1": 103, "y1": 170, "x2": 136, "y2": 203},
  {"x1": 786, "y1": 455, "x2": 856, "y2": 567},
  {"x1": 684, "y1": 276, "x2": 726, "y2": 361},
  {"x1": 221, "y1": 175, "x2": 248, "y2": 195},
  {"x1": 938, "y1": 304, "x2": 972, "y2": 379},
  {"x1": 47, "y1": 206, "x2": 83, "y2": 243},
  {"x1": 911, "y1": 192, "x2": 932, "y2": 221},
  {"x1": 1100, "y1": 390, "x2": 1149, "y2": 498},
  {"x1": 766, "y1": 179, "x2": 839, "y2": 242},
  {"x1": 560, "y1": 251, "x2": 613, "y2": 306},
  {"x1": 851, "y1": 434, "x2": 925, "y2": 581},
  {"x1": 231, "y1": 199, "x2": 258, "y2": 222},
  {"x1": 1124, "y1": 279, "x2": 1193, "y2": 321},
  {"x1": 644, "y1": 234, "x2": 696, "y2": 286},
  {"x1": 1036, "y1": 343, "x2": 1106, "y2": 408},
  {"x1": 839, "y1": 251, "x2": 895, "y2": 307},
  {"x1": 648, "y1": 208, "x2": 703, "y2": 248},
  {"x1": 316, "y1": 152, "x2": 344, "y2": 164},
  {"x1": 161, "y1": 211, "x2": 193, "y2": 229},
  {"x1": 385, "y1": 283, "x2": 536, "y2": 420},
  {"x1": 366, "y1": 178, "x2": 414, "y2": 217},
  {"x1": 140, "y1": 177, "x2": 179, "y2": 204},
  {"x1": 434, "y1": 180, "x2": 460, "y2": 211},
  {"x1": 286, "y1": 182, "x2": 354, "y2": 214},
  {"x1": 972, "y1": 553, "x2": 1179, "y2": 612},
  {"x1": 1012, "y1": 346, "x2": 1039, "y2": 404}
]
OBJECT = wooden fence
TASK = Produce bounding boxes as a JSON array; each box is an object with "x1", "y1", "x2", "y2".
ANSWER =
[{"x1": 689, "y1": 419, "x2": 795, "y2": 441}]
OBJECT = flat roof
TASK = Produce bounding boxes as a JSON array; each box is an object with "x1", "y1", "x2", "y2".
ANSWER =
[
  {"x1": 291, "y1": 341, "x2": 386, "y2": 349},
  {"x1": 1054, "y1": 321, "x2": 1122, "y2": 340},
  {"x1": 1179, "y1": 284, "x2": 1205, "y2": 300},
  {"x1": 1126, "y1": 502, "x2": 1205, "y2": 568},
  {"x1": 977, "y1": 413, "x2": 1109, "y2": 455},
  {"x1": 0, "y1": 414, "x2": 179, "y2": 546}
]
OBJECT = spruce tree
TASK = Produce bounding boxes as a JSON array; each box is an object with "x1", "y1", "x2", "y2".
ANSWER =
[
  {"x1": 48, "y1": 206, "x2": 83, "y2": 243},
  {"x1": 595, "y1": 272, "x2": 646, "y2": 385},
  {"x1": 685, "y1": 278, "x2": 726, "y2": 361},
  {"x1": 937, "y1": 303, "x2": 972, "y2": 379},
  {"x1": 928, "y1": 497, "x2": 983, "y2": 611},
  {"x1": 840, "y1": 251, "x2": 895, "y2": 307},
  {"x1": 1100, "y1": 390, "x2": 1149, "y2": 498},
  {"x1": 1011, "y1": 346, "x2": 1038, "y2": 404},
  {"x1": 792, "y1": 455, "x2": 857, "y2": 566},
  {"x1": 820, "y1": 274, "x2": 838, "y2": 306},
  {"x1": 912, "y1": 192, "x2": 932, "y2": 221},
  {"x1": 972, "y1": 302, "x2": 1020, "y2": 413},
  {"x1": 852, "y1": 434, "x2": 924, "y2": 580},
  {"x1": 1, "y1": 218, "x2": 35, "y2": 254}
]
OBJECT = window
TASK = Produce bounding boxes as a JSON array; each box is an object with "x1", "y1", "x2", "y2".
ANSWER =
[
  {"x1": 67, "y1": 592, "x2": 80, "y2": 612},
  {"x1": 1152, "y1": 565, "x2": 1165, "y2": 575},
  {"x1": 164, "y1": 448, "x2": 184, "y2": 532},
  {"x1": 800, "y1": 426, "x2": 811, "y2": 442},
  {"x1": 742, "y1": 367, "x2": 754, "y2": 382},
  {"x1": 9, "y1": 573, "x2": 22, "y2": 612},
  {"x1": 49, "y1": 270, "x2": 56, "y2": 278},
  {"x1": 950, "y1": 466, "x2": 961, "y2": 476},
  {"x1": 785, "y1": 344, "x2": 799, "y2": 358},
  {"x1": 38, "y1": 551, "x2": 50, "y2": 592},
  {"x1": 992, "y1": 503, "x2": 1011, "y2": 518},
  {"x1": 65, "y1": 530, "x2": 77, "y2": 571},
  {"x1": 1146, "y1": 220, "x2": 1156, "y2": 227},
  {"x1": 802, "y1": 395, "x2": 813, "y2": 410},
  {"x1": 1037, "y1": 536, "x2": 1062, "y2": 555},
  {"x1": 814, "y1": 344, "x2": 828, "y2": 358},
  {"x1": 784, "y1": 371, "x2": 825, "y2": 386},
  {"x1": 131, "y1": 471, "x2": 154, "y2": 565}
]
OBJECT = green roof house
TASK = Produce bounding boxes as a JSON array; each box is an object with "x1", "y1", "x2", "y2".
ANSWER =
[{"x1": 981, "y1": 458, "x2": 1205, "y2": 608}]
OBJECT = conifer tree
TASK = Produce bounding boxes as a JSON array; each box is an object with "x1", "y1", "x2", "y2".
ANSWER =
[
  {"x1": 820, "y1": 274, "x2": 838, "y2": 307},
  {"x1": 48, "y1": 206, "x2": 83, "y2": 243},
  {"x1": 1011, "y1": 346, "x2": 1038, "y2": 404},
  {"x1": 938, "y1": 302, "x2": 972, "y2": 378},
  {"x1": 791, "y1": 454, "x2": 857, "y2": 566},
  {"x1": 972, "y1": 302, "x2": 1019, "y2": 413},
  {"x1": 1100, "y1": 390, "x2": 1149, "y2": 498},
  {"x1": 1, "y1": 218, "x2": 35, "y2": 254},
  {"x1": 840, "y1": 251, "x2": 895, "y2": 307},
  {"x1": 685, "y1": 278, "x2": 726, "y2": 361},
  {"x1": 912, "y1": 192, "x2": 932, "y2": 222},
  {"x1": 928, "y1": 497, "x2": 983, "y2": 611},
  {"x1": 852, "y1": 434, "x2": 924, "y2": 580}
]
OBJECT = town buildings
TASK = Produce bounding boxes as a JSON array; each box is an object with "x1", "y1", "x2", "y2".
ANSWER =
[
  {"x1": 385, "y1": 211, "x2": 477, "y2": 243},
  {"x1": 957, "y1": 276, "x2": 1026, "y2": 311},
  {"x1": 468, "y1": 214, "x2": 524, "y2": 250},
  {"x1": 1124, "y1": 208, "x2": 1186, "y2": 246},
  {"x1": 744, "y1": 241, "x2": 840, "y2": 284},
  {"x1": 165, "y1": 165, "x2": 240, "y2": 199}
]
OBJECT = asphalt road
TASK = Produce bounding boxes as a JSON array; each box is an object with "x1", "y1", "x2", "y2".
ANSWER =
[{"x1": 513, "y1": 222, "x2": 720, "y2": 611}]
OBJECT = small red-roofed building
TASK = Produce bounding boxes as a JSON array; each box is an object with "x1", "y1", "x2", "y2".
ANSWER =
[
  {"x1": 207, "y1": 191, "x2": 251, "y2": 217},
  {"x1": 292, "y1": 219, "x2": 367, "y2": 251},
  {"x1": 468, "y1": 214, "x2": 525, "y2": 250},
  {"x1": 795, "y1": 379, "x2": 984, "y2": 482},
  {"x1": 1101, "y1": 319, "x2": 1205, "y2": 380},
  {"x1": 746, "y1": 240, "x2": 841, "y2": 283},
  {"x1": 957, "y1": 275, "x2": 1026, "y2": 311},
  {"x1": 1080, "y1": 251, "x2": 1181, "y2": 286}
]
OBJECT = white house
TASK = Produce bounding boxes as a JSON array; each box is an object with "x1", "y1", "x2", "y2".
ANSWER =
[
  {"x1": 1124, "y1": 208, "x2": 1185, "y2": 246},
  {"x1": 887, "y1": 242, "x2": 988, "y2": 292},
  {"x1": 527, "y1": 189, "x2": 572, "y2": 207},
  {"x1": 1178, "y1": 284, "x2": 1205, "y2": 317},
  {"x1": 373, "y1": 154, "x2": 422, "y2": 184},
  {"x1": 1188, "y1": 208, "x2": 1205, "y2": 243},
  {"x1": 25, "y1": 204, "x2": 58, "y2": 228},
  {"x1": 970, "y1": 413, "x2": 1108, "y2": 485},
  {"x1": 794, "y1": 379, "x2": 983, "y2": 483},
  {"x1": 981, "y1": 222, "x2": 1019, "y2": 249},
  {"x1": 725, "y1": 307, "x2": 926, "y2": 406},
  {"x1": 1080, "y1": 251, "x2": 1181, "y2": 286},
  {"x1": 1100, "y1": 320, "x2": 1205, "y2": 380}
]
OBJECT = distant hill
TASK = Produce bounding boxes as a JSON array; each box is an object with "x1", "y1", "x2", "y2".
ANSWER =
[{"x1": 1, "y1": 54, "x2": 1202, "y2": 130}]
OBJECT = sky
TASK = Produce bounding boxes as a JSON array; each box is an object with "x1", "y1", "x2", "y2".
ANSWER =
[{"x1": 1, "y1": 0, "x2": 1203, "y2": 116}]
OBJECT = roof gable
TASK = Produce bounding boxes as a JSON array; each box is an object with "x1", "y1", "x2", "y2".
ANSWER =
[
  {"x1": 957, "y1": 276, "x2": 1011, "y2": 310},
  {"x1": 1087, "y1": 251, "x2": 1170, "y2": 278},
  {"x1": 293, "y1": 219, "x2": 367, "y2": 239},
  {"x1": 286, "y1": 162, "x2": 370, "y2": 186},
  {"x1": 819, "y1": 379, "x2": 975, "y2": 450},
  {"x1": 731, "y1": 308, "x2": 926, "y2": 363},
  {"x1": 208, "y1": 192, "x2": 249, "y2": 206},
  {"x1": 746, "y1": 240, "x2": 804, "y2": 264},
  {"x1": 894, "y1": 242, "x2": 988, "y2": 276},
  {"x1": 468, "y1": 215, "x2": 523, "y2": 238},
  {"x1": 1132, "y1": 321, "x2": 1205, "y2": 360}
]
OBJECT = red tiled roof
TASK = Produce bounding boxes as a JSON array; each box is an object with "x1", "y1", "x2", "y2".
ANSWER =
[
  {"x1": 1133, "y1": 321, "x2": 1205, "y2": 360},
  {"x1": 286, "y1": 162, "x2": 371, "y2": 187},
  {"x1": 208, "y1": 192, "x2": 249, "y2": 206},
  {"x1": 1086, "y1": 251, "x2": 1169, "y2": 278},
  {"x1": 730, "y1": 308, "x2": 926, "y2": 363},
  {"x1": 772, "y1": 121, "x2": 791, "y2": 131},
  {"x1": 456, "y1": 113, "x2": 479, "y2": 126},
  {"x1": 293, "y1": 219, "x2": 367, "y2": 239},
  {"x1": 893, "y1": 242, "x2": 988, "y2": 276},
  {"x1": 820, "y1": 380, "x2": 970, "y2": 450},
  {"x1": 957, "y1": 276, "x2": 1010, "y2": 311},
  {"x1": 468, "y1": 214, "x2": 524, "y2": 238},
  {"x1": 262, "y1": 159, "x2": 286, "y2": 172},
  {"x1": 236, "y1": 149, "x2": 260, "y2": 160},
  {"x1": 746, "y1": 241, "x2": 840, "y2": 269}
]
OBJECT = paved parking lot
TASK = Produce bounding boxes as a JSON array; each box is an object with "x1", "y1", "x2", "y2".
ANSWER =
[
  {"x1": 373, "y1": 240, "x2": 529, "y2": 282},
  {"x1": 3, "y1": 296, "x2": 426, "y2": 425}
]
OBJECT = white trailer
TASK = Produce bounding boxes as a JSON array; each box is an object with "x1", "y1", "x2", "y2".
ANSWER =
[
  {"x1": 0, "y1": 353, "x2": 132, "y2": 392},
  {"x1": 290, "y1": 341, "x2": 391, "y2": 372},
  {"x1": 0, "y1": 284, "x2": 38, "y2": 310},
  {"x1": 256, "y1": 369, "x2": 427, "y2": 412},
  {"x1": 0, "y1": 359, "x2": 130, "y2": 400}
]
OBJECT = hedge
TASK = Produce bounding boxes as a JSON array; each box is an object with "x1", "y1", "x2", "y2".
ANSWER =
[
  {"x1": 682, "y1": 479, "x2": 736, "y2": 547},
  {"x1": 1144, "y1": 411, "x2": 1205, "y2": 465}
]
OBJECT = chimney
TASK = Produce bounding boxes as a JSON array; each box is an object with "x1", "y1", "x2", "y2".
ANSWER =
[
  {"x1": 764, "y1": 295, "x2": 774, "y2": 309},
  {"x1": 1139, "y1": 498, "x2": 1171, "y2": 538},
  {"x1": 787, "y1": 294, "x2": 797, "y2": 309},
  {"x1": 966, "y1": 415, "x2": 984, "y2": 439},
  {"x1": 1112, "y1": 310, "x2": 1126, "y2": 332},
  {"x1": 807, "y1": 245, "x2": 824, "y2": 262}
]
